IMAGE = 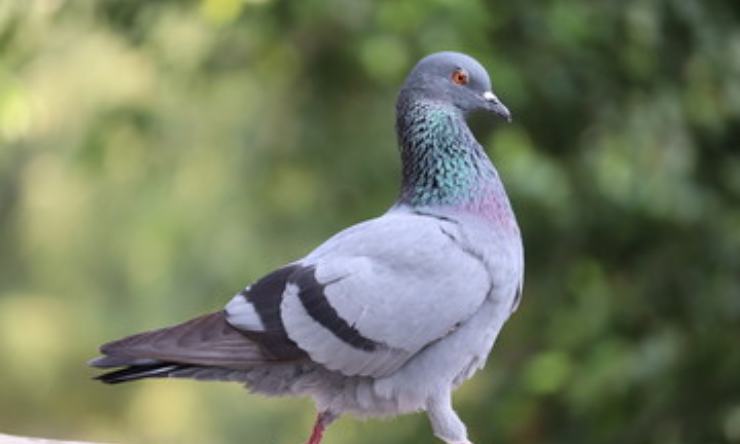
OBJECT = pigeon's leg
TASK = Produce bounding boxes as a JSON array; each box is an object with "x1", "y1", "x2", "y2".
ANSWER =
[
  {"x1": 305, "y1": 411, "x2": 338, "y2": 444},
  {"x1": 426, "y1": 394, "x2": 472, "y2": 444}
]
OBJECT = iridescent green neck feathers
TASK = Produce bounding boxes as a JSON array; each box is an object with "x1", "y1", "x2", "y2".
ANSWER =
[{"x1": 395, "y1": 99, "x2": 500, "y2": 208}]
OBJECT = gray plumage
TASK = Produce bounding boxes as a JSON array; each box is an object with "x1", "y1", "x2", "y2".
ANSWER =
[{"x1": 90, "y1": 51, "x2": 524, "y2": 444}]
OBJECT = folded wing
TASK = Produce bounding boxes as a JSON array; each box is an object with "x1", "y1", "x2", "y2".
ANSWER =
[{"x1": 226, "y1": 212, "x2": 492, "y2": 378}]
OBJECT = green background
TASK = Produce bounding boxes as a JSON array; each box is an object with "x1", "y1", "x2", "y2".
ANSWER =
[{"x1": 1, "y1": 0, "x2": 739, "y2": 443}]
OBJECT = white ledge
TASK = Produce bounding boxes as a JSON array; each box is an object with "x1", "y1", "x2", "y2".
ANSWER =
[{"x1": 0, "y1": 433, "x2": 107, "y2": 444}]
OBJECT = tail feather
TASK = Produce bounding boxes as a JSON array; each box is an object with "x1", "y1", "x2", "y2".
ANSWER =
[
  {"x1": 90, "y1": 310, "x2": 285, "y2": 384},
  {"x1": 95, "y1": 363, "x2": 188, "y2": 384},
  {"x1": 88, "y1": 355, "x2": 160, "y2": 368}
]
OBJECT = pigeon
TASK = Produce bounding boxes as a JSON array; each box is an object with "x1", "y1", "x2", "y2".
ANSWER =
[{"x1": 90, "y1": 51, "x2": 524, "y2": 444}]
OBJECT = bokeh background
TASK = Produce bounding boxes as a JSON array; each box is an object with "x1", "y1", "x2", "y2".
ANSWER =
[{"x1": 1, "y1": 0, "x2": 739, "y2": 443}]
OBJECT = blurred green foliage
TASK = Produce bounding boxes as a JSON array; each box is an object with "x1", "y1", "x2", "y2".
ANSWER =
[{"x1": 1, "y1": 0, "x2": 739, "y2": 443}]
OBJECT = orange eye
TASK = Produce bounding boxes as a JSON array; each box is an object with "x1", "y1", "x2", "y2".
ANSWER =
[{"x1": 451, "y1": 68, "x2": 469, "y2": 85}]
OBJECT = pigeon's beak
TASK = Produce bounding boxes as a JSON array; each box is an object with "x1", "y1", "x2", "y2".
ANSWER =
[{"x1": 483, "y1": 91, "x2": 512, "y2": 122}]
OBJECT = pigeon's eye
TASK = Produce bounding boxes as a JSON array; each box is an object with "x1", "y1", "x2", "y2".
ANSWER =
[{"x1": 451, "y1": 68, "x2": 469, "y2": 86}]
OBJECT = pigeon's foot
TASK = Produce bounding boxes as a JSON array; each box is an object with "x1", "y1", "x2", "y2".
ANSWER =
[{"x1": 305, "y1": 411, "x2": 337, "y2": 444}]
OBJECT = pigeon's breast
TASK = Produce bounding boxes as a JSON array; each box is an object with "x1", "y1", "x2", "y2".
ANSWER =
[{"x1": 454, "y1": 212, "x2": 524, "y2": 310}]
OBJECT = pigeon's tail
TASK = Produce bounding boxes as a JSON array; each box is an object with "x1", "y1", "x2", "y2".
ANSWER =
[
  {"x1": 91, "y1": 361, "x2": 191, "y2": 384},
  {"x1": 89, "y1": 311, "x2": 274, "y2": 384}
]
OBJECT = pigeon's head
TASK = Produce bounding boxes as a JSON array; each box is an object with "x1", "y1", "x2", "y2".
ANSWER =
[{"x1": 400, "y1": 51, "x2": 511, "y2": 121}]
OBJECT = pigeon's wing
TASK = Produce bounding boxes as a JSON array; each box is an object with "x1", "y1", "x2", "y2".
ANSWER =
[{"x1": 226, "y1": 211, "x2": 492, "y2": 377}]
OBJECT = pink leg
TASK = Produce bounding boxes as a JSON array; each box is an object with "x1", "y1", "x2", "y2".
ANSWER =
[
  {"x1": 305, "y1": 411, "x2": 336, "y2": 444},
  {"x1": 306, "y1": 418, "x2": 325, "y2": 444}
]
